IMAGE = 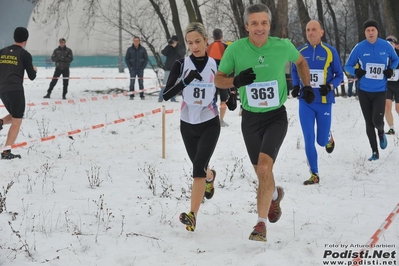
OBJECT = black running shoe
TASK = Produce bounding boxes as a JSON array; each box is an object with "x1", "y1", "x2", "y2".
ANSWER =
[
  {"x1": 386, "y1": 129, "x2": 395, "y2": 135},
  {"x1": 325, "y1": 132, "x2": 335, "y2": 153},
  {"x1": 204, "y1": 170, "x2": 216, "y2": 199},
  {"x1": 303, "y1": 173, "x2": 320, "y2": 185},
  {"x1": 1, "y1": 150, "x2": 21, "y2": 160},
  {"x1": 179, "y1": 211, "x2": 196, "y2": 231}
]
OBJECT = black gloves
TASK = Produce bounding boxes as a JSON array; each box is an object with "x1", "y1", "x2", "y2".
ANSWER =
[
  {"x1": 183, "y1": 70, "x2": 202, "y2": 86},
  {"x1": 355, "y1": 68, "x2": 366, "y2": 79},
  {"x1": 319, "y1": 84, "x2": 332, "y2": 96},
  {"x1": 233, "y1": 68, "x2": 256, "y2": 88},
  {"x1": 292, "y1": 85, "x2": 314, "y2": 104},
  {"x1": 291, "y1": 85, "x2": 300, "y2": 98},
  {"x1": 302, "y1": 86, "x2": 315, "y2": 104},
  {"x1": 384, "y1": 68, "x2": 394, "y2": 79},
  {"x1": 226, "y1": 88, "x2": 237, "y2": 111}
]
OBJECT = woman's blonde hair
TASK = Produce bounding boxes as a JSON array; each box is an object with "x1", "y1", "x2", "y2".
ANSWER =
[{"x1": 185, "y1": 22, "x2": 208, "y2": 40}]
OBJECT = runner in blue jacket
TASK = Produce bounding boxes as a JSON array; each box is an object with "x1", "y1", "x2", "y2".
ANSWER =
[
  {"x1": 291, "y1": 20, "x2": 343, "y2": 185},
  {"x1": 345, "y1": 20, "x2": 399, "y2": 161}
]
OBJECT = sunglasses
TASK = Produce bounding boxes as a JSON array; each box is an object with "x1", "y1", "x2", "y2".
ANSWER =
[{"x1": 386, "y1": 38, "x2": 397, "y2": 44}]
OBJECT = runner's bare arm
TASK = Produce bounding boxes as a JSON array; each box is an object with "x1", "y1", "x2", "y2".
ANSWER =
[
  {"x1": 214, "y1": 70, "x2": 234, "y2": 89},
  {"x1": 294, "y1": 54, "x2": 311, "y2": 86}
]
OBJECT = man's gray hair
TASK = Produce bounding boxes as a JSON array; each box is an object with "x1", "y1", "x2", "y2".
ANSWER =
[{"x1": 243, "y1": 3, "x2": 272, "y2": 25}]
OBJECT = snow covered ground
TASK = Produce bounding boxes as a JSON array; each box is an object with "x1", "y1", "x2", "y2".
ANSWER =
[{"x1": 0, "y1": 67, "x2": 398, "y2": 266}]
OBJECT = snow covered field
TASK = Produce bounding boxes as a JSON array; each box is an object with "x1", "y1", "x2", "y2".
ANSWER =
[{"x1": 0, "y1": 67, "x2": 398, "y2": 266}]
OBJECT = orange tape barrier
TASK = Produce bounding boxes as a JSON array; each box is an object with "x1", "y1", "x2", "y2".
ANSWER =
[
  {"x1": 24, "y1": 76, "x2": 161, "y2": 80},
  {"x1": 0, "y1": 107, "x2": 180, "y2": 152},
  {"x1": 352, "y1": 202, "x2": 399, "y2": 264},
  {"x1": 0, "y1": 87, "x2": 162, "y2": 108}
]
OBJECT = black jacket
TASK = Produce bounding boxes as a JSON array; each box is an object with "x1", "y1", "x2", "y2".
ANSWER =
[
  {"x1": 161, "y1": 44, "x2": 185, "y2": 71},
  {"x1": 125, "y1": 44, "x2": 148, "y2": 70},
  {"x1": 51, "y1": 46, "x2": 73, "y2": 70},
  {"x1": 0, "y1": 45, "x2": 36, "y2": 93}
]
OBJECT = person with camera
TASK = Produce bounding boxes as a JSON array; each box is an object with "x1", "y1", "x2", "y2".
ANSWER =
[
  {"x1": 158, "y1": 35, "x2": 185, "y2": 102},
  {"x1": 345, "y1": 20, "x2": 399, "y2": 161},
  {"x1": 43, "y1": 38, "x2": 73, "y2": 99}
]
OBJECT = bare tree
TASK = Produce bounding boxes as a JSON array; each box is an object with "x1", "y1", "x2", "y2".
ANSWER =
[
  {"x1": 296, "y1": 0, "x2": 311, "y2": 42},
  {"x1": 316, "y1": 0, "x2": 327, "y2": 43},
  {"x1": 382, "y1": 0, "x2": 399, "y2": 38},
  {"x1": 369, "y1": 0, "x2": 385, "y2": 38},
  {"x1": 229, "y1": 0, "x2": 247, "y2": 38},
  {"x1": 275, "y1": 0, "x2": 289, "y2": 38},
  {"x1": 353, "y1": 0, "x2": 369, "y2": 42}
]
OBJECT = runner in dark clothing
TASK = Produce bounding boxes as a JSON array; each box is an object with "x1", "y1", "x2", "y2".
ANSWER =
[
  {"x1": 384, "y1": 35, "x2": 399, "y2": 135},
  {"x1": 0, "y1": 27, "x2": 37, "y2": 159},
  {"x1": 345, "y1": 20, "x2": 399, "y2": 161}
]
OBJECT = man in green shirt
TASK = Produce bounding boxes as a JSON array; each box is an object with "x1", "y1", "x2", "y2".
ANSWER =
[{"x1": 215, "y1": 3, "x2": 312, "y2": 242}]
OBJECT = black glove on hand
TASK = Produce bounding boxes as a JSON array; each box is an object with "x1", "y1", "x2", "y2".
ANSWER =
[
  {"x1": 291, "y1": 85, "x2": 300, "y2": 98},
  {"x1": 226, "y1": 89, "x2": 237, "y2": 111},
  {"x1": 355, "y1": 68, "x2": 366, "y2": 79},
  {"x1": 319, "y1": 84, "x2": 332, "y2": 96},
  {"x1": 302, "y1": 86, "x2": 315, "y2": 104},
  {"x1": 183, "y1": 70, "x2": 202, "y2": 85},
  {"x1": 233, "y1": 68, "x2": 256, "y2": 88},
  {"x1": 384, "y1": 68, "x2": 394, "y2": 79}
]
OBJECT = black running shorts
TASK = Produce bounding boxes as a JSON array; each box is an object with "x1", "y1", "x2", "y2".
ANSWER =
[
  {"x1": 0, "y1": 90, "x2": 25, "y2": 119},
  {"x1": 386, "y1": 84, "x2": 399, "y2": 101},
  {"x1": 241, "y1": 106, "x2": 288, "y2": 165}
]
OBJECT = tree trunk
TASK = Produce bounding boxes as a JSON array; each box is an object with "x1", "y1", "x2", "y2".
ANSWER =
[
  {"x1": 274, "y1": 0, "x2": 288, "y2": 38},
  {"x1": 191, "y1": 0, "x2": 203, "y2": 24},
  {"x1": 353, "y1": 0, "x2": 369, "y2": 42},
  {"x1": 229, "y1": 0, "x2": 247, "y2": 38},
  {"x1": 260, "y1": 0, "x2": 276, "y2": 36},
  {"x1": 369, "y1": 0, "x2": 385, "y2": 38},
  {"x1": 325, "y1": 0, "x2": 340, "y2": 56},
  {"x1": 296, "y1": 0, "x2": 311, "y2": 43},
  {"x1": 382, "y1": 0, "x2": 399, "y2": 38},
  {"x1": 168, "y1": 0, "x2": 185, "y2": 51},
  {"x1": 183, "y1": 0, "x2": 198, "y2": 22},
  {"x1": 316, "y1": 0, "x2": 327, "y2": 43}
]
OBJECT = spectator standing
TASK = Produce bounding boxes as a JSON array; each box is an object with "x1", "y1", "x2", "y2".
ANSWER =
[
  {"x1": 0, "y1": 27, "x2": 37, "y2": 159},
  {"x1": 163, "y1": 22, "x2": 220, "y2": 232},
  {"x1": 385, "y1": 35, "x2": 399, "y2": 135},
  {"x1": 125, "y1": 37, "x2": 148, "y2": 100},
  {"x1": 158, "y1": 35, "x2": 185, "y2": 102},
  {"x1": 215, "y1": 3, "x2": 311, "y2": 241},
  {"x1": 206, "y1": 28, "x2": 230, "y2": 127},
  {"x1": 43, "y1": 38, "x2": 73, "y2": 99},
  {"x1": 345, "y1": 20, "x2": 399, "y2": 161},
  {"x1": 291, "y1": 20, "x2": 343, "y2": 185}
]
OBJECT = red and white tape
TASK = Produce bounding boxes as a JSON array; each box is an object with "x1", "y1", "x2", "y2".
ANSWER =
[
  {"x1": 0, "y1": 107, "x2": 180, "y2": 152},
  {"x1": 352, "y1": 202, "x2": 399, "y2": 263},
  {"x1": 0, "y1": 87, "x2": 162, "y2": 108},
  {"x1": 24, "y1": 76, "x2": 161, "y2": 80}
]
